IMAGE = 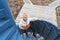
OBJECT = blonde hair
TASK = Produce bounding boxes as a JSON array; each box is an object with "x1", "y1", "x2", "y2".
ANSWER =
[{"x1": 23, "y1": 13, "x2": 28, "y2": 17}]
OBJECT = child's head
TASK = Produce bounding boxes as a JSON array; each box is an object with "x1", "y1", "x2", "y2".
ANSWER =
[{"x1": 23, "y1": 13, "x2": 28, "y2": 21}]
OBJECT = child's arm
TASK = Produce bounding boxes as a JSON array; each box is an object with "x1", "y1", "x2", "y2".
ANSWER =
[{"x1": 22, "y1": 24, "x2": 30, "y2": 30}]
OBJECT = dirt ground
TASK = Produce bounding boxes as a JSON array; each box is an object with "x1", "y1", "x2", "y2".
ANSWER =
[{"x1": 8, "y1": 0, "x2": 60, "y2": 27}]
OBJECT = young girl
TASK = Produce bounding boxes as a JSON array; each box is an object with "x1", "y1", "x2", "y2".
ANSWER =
[{"x1": 19, "y1": 13, "x2": 38, "y2": 36}]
